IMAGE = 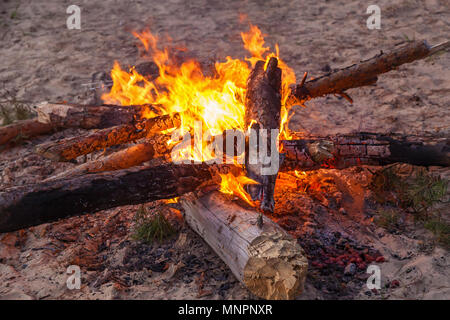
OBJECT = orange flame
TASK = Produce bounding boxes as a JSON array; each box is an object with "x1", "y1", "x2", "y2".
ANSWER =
[
  {"x1": 219, "y1": 173, "x2": 259, "y2": 207},
  {"x1": 102, "y1": 24, "x2": 298, "y2": 205},
  {"x1": 165, "y1": 197, "x2": 179, "y2": 204}
]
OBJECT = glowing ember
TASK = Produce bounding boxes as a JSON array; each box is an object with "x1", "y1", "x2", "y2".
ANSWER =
[{"x1": 102, "y1": 24, "x2": 298, "y2": 205}]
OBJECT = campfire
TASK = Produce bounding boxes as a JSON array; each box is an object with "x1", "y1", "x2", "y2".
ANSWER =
[{"x1": 0, "y1": 24, "x2": 448, "y2": 300}]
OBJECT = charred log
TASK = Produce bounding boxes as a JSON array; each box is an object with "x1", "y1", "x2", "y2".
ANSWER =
[
  {"x1": 34, "y1": 102, "x2": 152, "y2": 129},
  {"x1": 0, "y1": 163, "x2": 236, "y2": 233},
  {"x1": 281, "y1": 133, "x2": 450, "y2": 170},
  {"x1": 44, "y1": 134, "x2": 172, "y2": 181},
  {"x1": 0, "y1": 102, "x2": 154, "y2": 146},
  {"x1": 43, "y1": 131, "x2": 449, "y2": 180},
  {"x1": 244, "y1": 57, "x2": 282, "y2": 213},
  {"x1": 35, "y1": 113, "x2": 180, "y2": 161}
]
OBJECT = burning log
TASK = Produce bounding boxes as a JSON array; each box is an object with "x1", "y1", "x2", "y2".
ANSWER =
[
  {"x1": 181, "y1": 191, "x2": 308, "y2": 300},
  {"x1": 245, "y1": 57, "x2": 282, "y2": 214},
  {"x1": 36, "y1": 113, "x2": 180, "y2": 161},
  {"x1": 281, "y1": 133, "x2": 450, "y2": 170},
  {"x1": 0, "y1": 132, "x2": 447, "y2": 231},
  {"x1": 42, "y1": 132, "x2": 448, "y2": 180},
  {"x1": 0, "y1": 163, "x2": 233, "y2": 233},
  {"x1": 0, "y1": 102, "x2": 152, "y2": 146},
  {"x1": 44, "y1": 134, "x2": 172, "y2": 181},
  {"x1": 291, "y1": 40, "x2": 450, "y2": 102}
]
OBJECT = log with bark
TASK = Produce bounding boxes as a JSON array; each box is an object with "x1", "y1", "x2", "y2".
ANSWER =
[
  {"x1": 34, "y1": 102, "x2": 153, "y2": 128},
  {"x1": 244, "y1": 57, "x2": 282, "y2": 215},
  {"x1": 281, "y1": 133, "x2": 450, "y2": 170},
  {"x1": 35, "y1": 112, "x2": 180, "y2": 161},
  {"x1": 181, "y1": 191, "x2": 308, "y2": 300},
  {"x1": 3, "y1": 132, "x2": 447, "y2": 232},
  {"x1": 0, "y1": 102, "x2": 153, "y2": 146},
  {"x1": 0, "y1": 163, "x2": 239, "y2": 233},
  {"x1": 40, "y1": 131, "x2": 449, "y2": 180},
  {"x1": 0, "y1": 119, "x2": 54, "y2": 147},
  {"x1": 3, "y1": 40, "x2": 447, "y2": 147},
  {"x1": 290, "y1": 40, "x2": 450, "y2": 102},
  {"x1": 43, "y1": 134, "x2": 172, "y2": 181}
]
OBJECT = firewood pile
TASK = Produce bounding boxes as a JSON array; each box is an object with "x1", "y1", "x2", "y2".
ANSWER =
[{"x1": 0, "y1": 39, "x2": 448, "y2": 300}]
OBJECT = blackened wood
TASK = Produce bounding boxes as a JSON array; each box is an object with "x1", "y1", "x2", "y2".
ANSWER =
[
  {"x1": 0, "y1": 163, "x2": 221, "y2": 233},
  {"x1": 44, "y1": 134, "x2": 172, "y2": 181},
  {"x1": 281, "y1": 133, "x2": 449, "y2": 171},
  {"x1": 35, "y1": 113, "x2": 181, "y2": 161},
  {"x1": 35, "y1": 102, "x2": 151, "y2": 129},
  {"x1": 41, "y1": 130, "x2": 449, "y2": 180},
  {"x1": 1, "y1": 133, "x2": 447, "y2": 232},
  {"x1": 0, "y1": 102, "x2": 153, "y2": 146},
  {"x1": 244, "y1": 57, "x2": 282, "y2": 212}
]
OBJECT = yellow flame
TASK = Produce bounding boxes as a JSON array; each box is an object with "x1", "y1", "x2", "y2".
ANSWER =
[
  {"x1": 102, "y1": 24, "x2": 298, "y2": 204},
  {"x1": 219, "y1": 173, "x2": 259, "y2": 207},
  {"x1": 165, "y1": 197, "x2": 179, "y2": 204},
  {"x1": 294, "y1": 170, "x2": 307, "y2": 178}
]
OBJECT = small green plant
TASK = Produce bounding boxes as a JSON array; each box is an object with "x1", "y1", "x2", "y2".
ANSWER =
[
  {"x1": 402, "y1": 169, "x2": 447, "y2": 218},
  {"x1": 370, "y1": 165, "x2": 448, "y2": 219},
  {"x1": 370, "y1": 165, "x2": 449, "y2": 247},
  {"x1": 375, "y1": 208, "x2": 400, "y2": 230},
  {"x1": 10, "y1": 3, "x2": 20, "y2": 19},
  {"x1": 424, "y1": 218, "x2": 450, "y2": 249},
  {"x1": 132, "y1": 205, "x2": 175, "y2": 244}
]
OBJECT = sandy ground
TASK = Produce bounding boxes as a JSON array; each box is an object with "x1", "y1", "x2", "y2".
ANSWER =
[{"x1": 0, "y1": 0, "x2": 449, "y2": 300}]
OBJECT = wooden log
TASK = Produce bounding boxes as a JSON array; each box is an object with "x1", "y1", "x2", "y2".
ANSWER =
[
  {"x1": 34, "y1": 102, "x2": 151, "y2": 129},
  {"x1": 0, "y1": 163, "x2": 234, "y2": 233},
  {"x1": 245, "y1": 57, "x2": 282, "y2": 213},
  {"x1": 44, "y1": 134, "x2": 172, "y2": 181},
  {"x1": 0, "y1": 119, "x2": 54, "y2": 146},
  {"x1": 1, "y1": 131, "x2": 447, "y2": 232},
  {"x1": 42, "y1": 132, "x2": 449, "y2": 181},
  {"x1": 35, "y1": 112, "x2": 181, "y2": 161},
  {"x1": 0, "y1": 102, "x2": 153, "y2": 146},
  {"x1": 281, "y1": 133, "x2": 450, "y2": 170},
  {"x1": 181, "y1": 191, "x2": 308, "y2": 300},
  {"x1": 291, "y1": 40, "x2": 448, "y2": 102}
]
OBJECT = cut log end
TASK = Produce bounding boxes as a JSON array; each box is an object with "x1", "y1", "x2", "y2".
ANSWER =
[
  {"x1": 244, "y1": 230, "x2": 308, "y2": 300},
  {"x1": 181, "y1": 191, "x2": 307, "y2": 300}
]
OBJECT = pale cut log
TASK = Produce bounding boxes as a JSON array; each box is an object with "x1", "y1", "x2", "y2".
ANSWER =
[
  {"x1": 0, "y1": 102, "x2": 152, "y2": 146},
  {"x1": 0, "y1": 163, "x2": 238, "y2": 233},
  {"x1": 181, "y1": 191, "x2": 308, "y2": 300},
  {"x1": 36, "y1": 112, "x2": 181, "y2": 161},
  {"x1": 290, "y1": 40, "x2": 447, "y2": 102},
  {"x1": 44, "y1": 134, "x2": 172, "y2": 181}
]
